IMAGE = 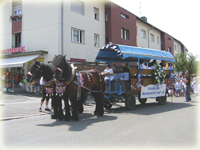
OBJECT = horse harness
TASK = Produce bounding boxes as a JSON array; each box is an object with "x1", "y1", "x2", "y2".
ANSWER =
[
  {"x1": 29, "y1": 63, "x2": 55, "y2": 97},
  {"x1": 40, "y1": 77, "x2": 55, "y2": 97},
  {"x1": 54, "y1": 68, "x2": 102, "y2": 100}
]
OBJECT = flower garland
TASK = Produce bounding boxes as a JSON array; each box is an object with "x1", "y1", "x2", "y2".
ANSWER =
[{"x1": 152, "y1": 62, "x2": 166, "y2": 85}]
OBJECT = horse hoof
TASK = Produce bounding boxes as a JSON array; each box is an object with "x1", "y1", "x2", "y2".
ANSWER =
[
  {"x1": 51, "y1": 115, "x2": 57, "y2": 119},
  {"x1": 71, "y1": 116, "x2": 79, "y2": 121},
  {"x1": 64, "y1": 118, "x2": 71, "y2": 121},
  {"x1": 94, "y1": 111, "x2": 98, "y2": 116},
  {"x1": 64, "y1": 116, "x2": 71, "y2": 121}
]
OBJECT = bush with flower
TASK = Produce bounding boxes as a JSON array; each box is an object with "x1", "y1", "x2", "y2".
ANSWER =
[{"x1": 152, "y1": 62, "x2": 166, "y2": 85}]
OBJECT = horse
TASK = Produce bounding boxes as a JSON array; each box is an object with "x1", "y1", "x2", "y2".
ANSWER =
[
  {"x1": 28, "y1": 60, "x2": 61, "y2": 120},
  {"x1": 52, "y1": 55, "x2": 105, "y2": 121}
]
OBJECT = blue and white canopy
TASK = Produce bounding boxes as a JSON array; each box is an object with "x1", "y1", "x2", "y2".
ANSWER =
[{"x1": 95, "y1": 44, "x2": 175, "y2": 62}]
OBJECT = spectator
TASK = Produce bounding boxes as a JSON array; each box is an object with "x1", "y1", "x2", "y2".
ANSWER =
[
  {"x1": 39, "y1": 87, "x2": 51, "y2": 112},
  {"x1": 183, "y1": 72, "x2": 191, "y2": 102},
  {"x1": 175, "y1": 79, "x2": 182, "y2": 97},
  {"x1": 21, "y1": 76, "x2": 27, "y2": 90},
  {"x1": 193, "y1": 75, "x2": 198, "y2": 96},
  {"x1": 14, "y1": 73, "x2": 19, "y2": 87}
]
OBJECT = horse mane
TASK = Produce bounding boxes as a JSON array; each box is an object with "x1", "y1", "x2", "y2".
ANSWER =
[
  {"x1": 29, "y1": 60, "x2": 38, "y2": 71},
  {"x1": 40, "y1": 63, "x2": 54, "y2": 81},
  {"x1": 52, "y1": 55, "x2": 72, "y2": 81},
  {"x1": 29, "y1": 60, "x2": 54, "y2": 81}
]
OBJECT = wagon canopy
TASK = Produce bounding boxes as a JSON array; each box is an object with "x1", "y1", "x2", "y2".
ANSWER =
[{"x1": 95, "y1": 44, "x2": 175, "y2": 63}]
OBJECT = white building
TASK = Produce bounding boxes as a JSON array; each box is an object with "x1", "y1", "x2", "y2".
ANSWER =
[{"x1": 0, "y1": 0, "x2": 105, "y2": 74}]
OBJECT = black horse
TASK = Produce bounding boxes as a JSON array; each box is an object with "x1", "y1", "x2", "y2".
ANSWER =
[
  {"x1": 28, "y1": 60, "x2": 60, "y2": 119},
  {"x1": 52, "y1": 55, "x2": 105, "y2": 121}
]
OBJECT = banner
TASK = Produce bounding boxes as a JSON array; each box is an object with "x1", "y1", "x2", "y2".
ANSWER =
[{"x1": 141, "y1": 84, "x2": 166, "y2": 98}]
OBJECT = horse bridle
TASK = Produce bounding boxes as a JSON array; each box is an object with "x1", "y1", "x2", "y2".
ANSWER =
[
  {"x1": 53, "y1": 57, "x2": 66, "y2": 79},
  {"x1": 28, "y1": 63, "x2": 42, "y2": 81}
]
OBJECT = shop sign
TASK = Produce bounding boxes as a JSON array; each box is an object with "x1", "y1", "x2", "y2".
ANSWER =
[
  {"x1": 141, "y1": 84, "x2": 166, "y2": 98},
  {"x1": 0, "y1": 46, "x2": 25, "y2": 55}
]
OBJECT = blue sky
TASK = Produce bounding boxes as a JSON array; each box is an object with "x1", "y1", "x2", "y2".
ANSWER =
[{"x1": 111, "y1": 0, "x2": 200, "y2": 59}]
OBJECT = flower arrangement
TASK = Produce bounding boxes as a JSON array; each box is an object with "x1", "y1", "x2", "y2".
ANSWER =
[
  {"x1": 152, "y1": 62, "x2": 166, "y2": 85},
  {"x1": 10, "y1": 15, "x2": 22, "y2": 20}
]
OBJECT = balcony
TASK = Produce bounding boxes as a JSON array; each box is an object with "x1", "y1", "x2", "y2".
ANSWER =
[{"x1": 11, "y1": 15, "x2": 22, "y2": 33}]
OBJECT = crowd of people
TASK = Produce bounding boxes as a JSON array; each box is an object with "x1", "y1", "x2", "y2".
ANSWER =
[{"x1": 174, "y1": 73, "x2": 199, "y2": 99}]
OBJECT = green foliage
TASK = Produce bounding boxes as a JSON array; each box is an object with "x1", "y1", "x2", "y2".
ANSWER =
[
  {"x1": 174, "y1": 52, "x2": 198, "y2": 75},
  {"x1": 186, "y1": 53, "x2": 198, "y2": 74},
  {"x1": 174, "y1": 53, "x2": 187, "y2": 75}
]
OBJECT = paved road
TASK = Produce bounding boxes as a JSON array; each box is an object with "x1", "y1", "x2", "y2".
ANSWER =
[{"x1": 0, "y1": 90, "x2": 200, "y2": 150}]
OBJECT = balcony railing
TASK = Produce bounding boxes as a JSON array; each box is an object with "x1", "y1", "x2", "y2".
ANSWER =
[{"x1": 10, "y1": 15, "x2": 22, "y2": 22}]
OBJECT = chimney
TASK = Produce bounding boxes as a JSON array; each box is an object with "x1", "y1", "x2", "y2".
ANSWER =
[{"x1": 141, "y1": 16, "x2": 147, "y2": 22}]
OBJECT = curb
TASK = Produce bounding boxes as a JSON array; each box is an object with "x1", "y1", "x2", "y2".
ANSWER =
[{"x1": 0, "y1": 112, "x2": 50, "y2": 121}]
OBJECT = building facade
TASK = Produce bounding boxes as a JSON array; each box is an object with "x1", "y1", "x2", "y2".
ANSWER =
[
  {"x1": 0, "y1": 0, "x2": 188, "y2": 79},
  {"x1": 0, "y1": 0, "x2": 105, "y2": 73}
]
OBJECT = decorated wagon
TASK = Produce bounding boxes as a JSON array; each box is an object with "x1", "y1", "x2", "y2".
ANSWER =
[{"x1": 95, "y1": 43, "x2": 175, "y2": 110}]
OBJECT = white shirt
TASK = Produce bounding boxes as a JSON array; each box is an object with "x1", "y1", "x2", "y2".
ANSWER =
[
  {"x1": 175, "y1": 82, "x2": 182, "y2": 90},
  {"x1": 104, "y1": 68, "x2": 114, "y2": 80},
  {"x1": 139, "y1": 63, "x2": 147, "y2": 69},
  {"x1": 168, "y1": 66, "x2": 174, "y2": 70}
]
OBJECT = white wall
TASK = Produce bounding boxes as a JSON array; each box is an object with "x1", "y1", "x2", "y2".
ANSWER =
[
  {"x1": 136, "y1": 19, "x2": 161, "y2": 50},
  {"x1": 63, "y1": 0, "x2": 105, "y2": 62},
  {"x1": 0, "y1": 0, "x2": 12, "y2": 50},
  {"x1": 22, "y1": 0, "x2": 61, "y2": 62},
  {"x1": 174, "y1": 40, "x2": 182, "y2": 56}
]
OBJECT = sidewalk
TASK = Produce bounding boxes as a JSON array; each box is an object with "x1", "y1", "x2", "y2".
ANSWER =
[{"x1": 3, "y1": 86, "x2": 42, "y2": 98}]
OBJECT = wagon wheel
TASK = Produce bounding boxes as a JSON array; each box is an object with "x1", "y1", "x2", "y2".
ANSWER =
[
  {"x1": 125, "y1": 94, "x2": 136, "y2": 110},
  {"x1": 156, "y1": 95, "x2": 166, "y2": 105},
  {"x1": 103, "y1": 98, "x2": 112, "y2": 110},
  {"x1": 138, "y1": 93, "x2": 147, "y2": 105}
]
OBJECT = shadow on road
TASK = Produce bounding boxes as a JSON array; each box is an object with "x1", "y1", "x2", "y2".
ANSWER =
[
  {"x1": 36, "y1": 113, "x2": 117, "y2": 131},
  {"x1": 105, "y1": 101, "x2": 195, "y2": 116}
]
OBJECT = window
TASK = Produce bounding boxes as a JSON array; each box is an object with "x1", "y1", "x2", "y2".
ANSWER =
[
  {"x1": 71, "y1": 28, "x2": 84, "y2": 43},
  {"x1": 121, "y1": 13, "x2": 129, "y2": 20},
  {"x1": 141, "y1": 29, "x2": 146, "y2": 39},
  {"x1": 168, "y1": 37, "x2": 171, "y2": 41},
  {"x1": 94, "y1": 7, "x2": 99, "y2": 20},
  {"x1": 13, "y1": 9, "x2": 22, "y2": 21},
  {"x1": 157, "y1": 36, "x2": 159, "y2": 44},
  {"x1": 71, "y1": 0, "x2": 84, "y2": 15},
  {"x1": 121, "y1": 28, "x2": 129, "y2": 40},
  {"x1": 94, "y1": 34, "x2": 99, "y2": 46},
  {"x1": 105, "y1": 13, "x2": 108, "y2": 21},
  {"x1": 168, "y1": 47, "x2": 171, "y2": 53},
  {"x1": 174, "y1": 45, "x2": 176, "y2": 51},
  {"x1": 13, "y1": 33, "x2": 21, "y2": 48},
  {"x1": 150, "y1": 34, "x2": 154, "y2": 42},
  {"x1": 136, "y1": 26, "x2": 138, "y2": 36}
]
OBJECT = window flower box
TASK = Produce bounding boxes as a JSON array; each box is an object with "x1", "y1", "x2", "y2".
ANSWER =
[{"x1": 10, "y1": 14, "x2": 22, "y2": 21}]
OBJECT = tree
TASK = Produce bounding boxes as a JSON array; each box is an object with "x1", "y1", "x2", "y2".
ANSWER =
[
  {"x1": 174, "y1": 53, "x2": 187, "y2": 76},
  {"x1": 174, "y1": 52, "x2": 198, "y2": 76},
  {"x1": 186, "y1": 53, "x2": 198, "y2": 75}
]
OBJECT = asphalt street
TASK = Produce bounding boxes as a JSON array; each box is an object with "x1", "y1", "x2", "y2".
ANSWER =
[{"x1": 0, "y1": 87, "x2": 200, "y2": 150}]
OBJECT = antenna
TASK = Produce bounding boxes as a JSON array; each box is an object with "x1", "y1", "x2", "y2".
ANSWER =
[{"x1": 139, "y1": 0, "x2": 141, "y2": 17}]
